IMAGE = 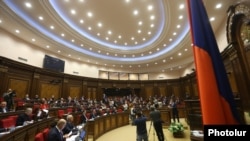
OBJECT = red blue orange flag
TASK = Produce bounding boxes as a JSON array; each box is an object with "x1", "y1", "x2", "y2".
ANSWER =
[{"x1": 186, "y1": 0, "x2": 241, "y2": 124}]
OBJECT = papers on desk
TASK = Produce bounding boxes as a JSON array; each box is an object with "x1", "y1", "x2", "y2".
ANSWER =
[{"x1": 191, "y1": 130, "x2": 204, "y2": 137}]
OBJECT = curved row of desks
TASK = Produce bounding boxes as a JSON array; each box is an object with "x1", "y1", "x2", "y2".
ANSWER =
[{"x1": 0, "y1": 106, "x2": 177, "y2": 141}]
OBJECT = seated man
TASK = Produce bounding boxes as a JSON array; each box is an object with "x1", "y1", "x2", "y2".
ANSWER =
[
  {"x1": 16, "y1": 107, "x2": 33, "y2": 126},
  {"x1": 48, "y1": 118, "x2": 67, "y2": 141},
  {"x1": 0, "y1": 101, "x2": 8, "y2": 113},
  {"x1": 62, "y1": 114, "x2": 75, "y2": 134}
]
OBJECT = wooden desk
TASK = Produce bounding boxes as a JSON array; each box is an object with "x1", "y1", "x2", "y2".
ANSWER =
[
  {"x1": 86, "y1": 112, "x2": 129, "y2": 141},
  {"x1": 0, "y1": 117, "x2": 55, "y2": 141}
]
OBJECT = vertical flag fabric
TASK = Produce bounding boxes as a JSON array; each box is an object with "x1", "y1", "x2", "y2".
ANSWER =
[{"x1": 187, "y1": 0, "x2": 241, "y2": 124}]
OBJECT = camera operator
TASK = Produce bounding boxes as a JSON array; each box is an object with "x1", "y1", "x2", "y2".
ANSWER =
[
  {"x1": 134, "y1": 112, "x2": 148, "y2": 141},
  {"x1": 149, "y1": 104, "x2": 164, "y2": 141},
  {"x1": 3, "y1": 89, "x2": 16, "y2": 110}
]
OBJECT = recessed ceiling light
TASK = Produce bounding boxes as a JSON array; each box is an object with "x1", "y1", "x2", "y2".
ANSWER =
[
  {"x1": 169, "y1": 38, "x2": 172, "y2": 41},
  {"x1": 148, "y1": 31, "x2": 151, "y2": 35},
  {"x1": 57, "y1": 50, "x2": 61, "y2": 53},
  {"x1": 88, "y1": 27, "x2": 92, "y2": 30},
  {"x1": 179, "y1": 15, "x2": 183, "y2": 19},
  {"x1": 118, "y1": 35, "x2": 122, "y2": 39},
  {"x1": 79, "y1": 19, "x2": 84, "y2": 23},
  {"x1": 210, "y1": 17, "x2": 215, "y2": 21},
  {"x1": 216, "y1": 3, "x2": 222, "y2": 9},
  {"x1": 156, "y1": 48, "x2": 160, "y2": 51},
  {"x1": 138, "y1": 21, "x2": 143, "y2": 26},
  {"x1": 177, "y1": 25, "x2": 181, "y2": 28},
  {"x1": 97, "y1": 22, "x2": 102, "y2": 27},
  {"x1": 87, "y1": 12, "x2": 93, "y2": 17},
  {"x1": 68, "y1": 54, "x2": 71, "y2": 56},
  {"x1": 105, "y1": 37, "x2": 109, "y2": 40},
  {"x1": 150, "y1": 15, "x2": 155, "y2": 20},
  {"x1": 179, "y1": 4, "x2": 185, "y2": 9},
  {"x1": 148, "y1": 5, "x2": 153, "y2": 11},
  {"x1": 133, "y1": 10, "x2": 138, "y2": 15},
  {"x1": 131, "y1": 37, "x2": 134, "y2": 40},
  {"x1": 50, "y1": 25, "x2": 54, "y2": 29},
  {"x1": 125, "y1": 0, "x2": 130, "y2": 3},
  {"x1": 150, "y1": 24, "x2": 154, "y2": 28},
  {"x1": 98, "y1": 50, "x2": 101, "y2": 53},
  {"x1": 25, "y1": 2, "x2": 32, "y2": 8},
  {"x1": 137, "y1": 30, "x2": 141, "y2": 33},
  {"x1": 173, "y1": 32, "x2": 177, "y2": 36},
  {"x1": 15, "y1": 29, "x2": 20, "y2": 33},
  {"x1": 71, "y1": 9, "x2": 76, "y2": 15},
  {"x1": 80, "y1": 44, "x2": 84, "y2": 46},
  {"x1": 108, "y1": 30, "x2": 112, "y2": 35},
  {"x1": 32, "y1": 38, "x2": 35, "y2": 42},
  {"x1": 46, "y1": 45, "x2": 50, "y2": 48},
  {"x1": 38, "y1": 16, "x2": 43, "y2": 20},
  {"x1": 61, "y1": 33, "x2": 65, "y2": 37},
  {"x1": 178, "y1": 53, "x2": 182, "y2": 56}
]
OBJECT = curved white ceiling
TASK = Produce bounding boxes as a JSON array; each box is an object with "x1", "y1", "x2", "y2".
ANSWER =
[{"x1": 0, "y1": 0, "x2": 240, "y2": 73}]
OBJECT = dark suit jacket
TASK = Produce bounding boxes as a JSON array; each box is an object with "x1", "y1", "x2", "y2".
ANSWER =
[
  {"x1": 0, "y1": 107, "x2": 8, "y2": 113},
  {"x1": 15, "y1": 113, "x2": 31, "y2": 126},
  {"x1": 62, "y1": 122, "x2": 74, "y2": 134},
  {"x1": 80, "y1": 114, "x2": 88, "y2": 124},
  {"x1": 48, "y1": 127, "x2": 63, "y2": 141}
]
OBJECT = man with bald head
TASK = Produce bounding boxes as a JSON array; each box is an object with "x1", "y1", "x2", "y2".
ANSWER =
[
  {"x1": 0, "y1": 101, "x2": 8, "y2": 113},
  {"x1": 48, "y1": 118, "x2": 67, "y2": 141}
]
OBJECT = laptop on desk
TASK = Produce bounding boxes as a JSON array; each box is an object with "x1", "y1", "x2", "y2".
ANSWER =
[{"x1": 74, "y1": 130, "x2": 86, "y2": 141}]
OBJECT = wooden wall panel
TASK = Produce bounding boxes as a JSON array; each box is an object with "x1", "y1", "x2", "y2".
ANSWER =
[
  {"x1": 145, "y1": 86, "x2": 153, "y2": 99},
  {"x1": 40, "y1": 83, "x2": 60, "y2": 99},
  {"x1": 69, "y1": 86, "x2": 81, "y2": 98},
  {"x1": 8, "y1": 78, "x2": 29, "y2": 99},
  {"x1": 159, "y1": 86, "x2": 166, "y2": 96}
]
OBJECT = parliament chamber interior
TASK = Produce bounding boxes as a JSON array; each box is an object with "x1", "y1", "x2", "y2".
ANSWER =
[{"x1": 0, "y1": 0, "x2": 250, "y2": 141}]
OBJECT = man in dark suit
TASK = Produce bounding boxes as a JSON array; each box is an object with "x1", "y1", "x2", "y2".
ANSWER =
[
  {"x1": 16, "y1": 108, "x2": 33, "y2": 126},
  {"x1": 48, "y1": 118, "x2": 67, "y2": 141},
  {"x1": 0, "y1": 101, "x2": 8, "y2": 113},
  {"x1": 3, "y1": 89, "x2": 15, "y2": 110},
  {"x1": 62, "y1": 114, "x2": 74, "y2": 134}
]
